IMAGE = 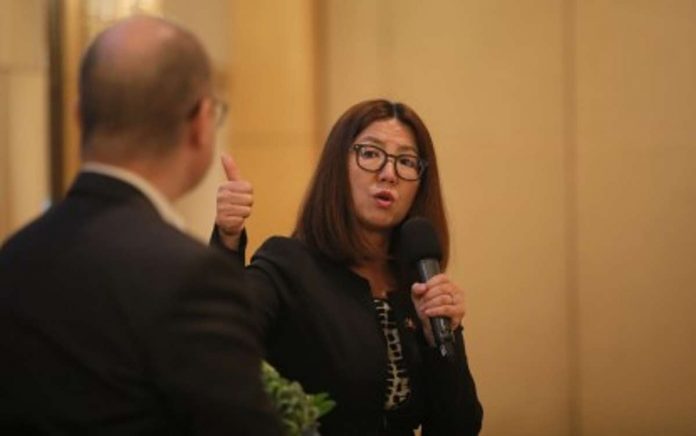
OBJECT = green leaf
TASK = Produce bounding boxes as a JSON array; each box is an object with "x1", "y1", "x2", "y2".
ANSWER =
[{"x1": 260, "y1": 361, "x2": 336, "y2": 436}]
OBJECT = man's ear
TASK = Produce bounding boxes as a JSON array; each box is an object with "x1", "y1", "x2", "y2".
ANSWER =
[{"x1": 187, "y1": 97, "x2": 213, "y2": 149}]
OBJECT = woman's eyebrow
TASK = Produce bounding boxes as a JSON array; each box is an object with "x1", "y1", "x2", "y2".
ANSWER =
[
  {"x1": 356, "y1": 136, "x2": 418, "y2": 153},
  {"x1": 355, "y1": 135, "x2": 384, "y2": 145}
]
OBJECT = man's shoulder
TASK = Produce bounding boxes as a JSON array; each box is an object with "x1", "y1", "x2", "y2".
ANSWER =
[
  {"x1": 0, "y1": 197, "x2": 227, "y2": 280},
  {"x1": 103, "y1": 206, "x2": 229, "y2": 274}
]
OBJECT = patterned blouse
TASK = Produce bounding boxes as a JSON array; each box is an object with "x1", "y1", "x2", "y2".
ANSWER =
[{"x1": 373, "y1": 297, "x2": 411, "y2": 410}]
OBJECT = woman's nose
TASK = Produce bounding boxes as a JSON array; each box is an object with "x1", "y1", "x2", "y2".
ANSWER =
[{"x1": 378, "y1": 157, "x2": 398, "y2": 183}]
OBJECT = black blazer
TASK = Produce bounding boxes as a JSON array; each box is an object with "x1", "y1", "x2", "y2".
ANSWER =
[
  {"x1": 213, "y1": 235, "x2": 483, "y2": 436},
  {"x1": 0, "y1": 173, "x2": 281, "y2": 435}
]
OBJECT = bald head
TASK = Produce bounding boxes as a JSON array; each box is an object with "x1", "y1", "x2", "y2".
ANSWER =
[{"x1": 79, "y1": 16, "x2": 212, "y2": 157}]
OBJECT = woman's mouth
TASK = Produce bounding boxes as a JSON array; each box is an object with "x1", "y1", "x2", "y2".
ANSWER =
[{"x1": 373, "y1": 190, "x2": 395, "y2": 208}]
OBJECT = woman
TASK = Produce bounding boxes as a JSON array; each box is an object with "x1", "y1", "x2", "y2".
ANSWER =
[{"x1": 213, "y1": 99, "x2": 483, "y2": 435}]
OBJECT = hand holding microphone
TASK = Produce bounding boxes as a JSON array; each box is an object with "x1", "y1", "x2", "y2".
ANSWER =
[
  {"x1": 216, "y1": 153, "x2": 253, "y2": 251},
  {"x1": 400, "y1": 217, "x2": 466, "y2": 359},
  {"x1": 411, "y1": 275, "x2": 465, "y2": 351}
]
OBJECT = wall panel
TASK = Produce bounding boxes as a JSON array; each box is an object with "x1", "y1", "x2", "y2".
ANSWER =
[
  {"x1": 224, "y1": 0, "x2": 319, "y2": 252},
  {"x1": 0, "y1": 0, "x2": 49, "y2": 242},
  {"x1": 576, "y1": 1, "x2": 696, "y2": 434},
  {"x1": 322, "y1": 1, "x2": 571, "y2": 434}
]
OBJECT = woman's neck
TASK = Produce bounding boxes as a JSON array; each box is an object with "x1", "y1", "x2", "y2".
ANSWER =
[
  {"x1": 350, "y1": 228, "x2": 396, "y2": 298},
  {"x1": 360, "y1": 228, "x2": 390, "y2": 259}
]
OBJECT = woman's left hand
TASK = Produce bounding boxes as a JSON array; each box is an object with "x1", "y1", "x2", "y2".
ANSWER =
[{"x1": 410, "y1": 273, "x2": 466, "y2": 347}]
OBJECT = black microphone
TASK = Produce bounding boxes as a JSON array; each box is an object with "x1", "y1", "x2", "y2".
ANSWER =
[{"x1": 399, "y1": 217, "x2": 455, "y2": 358}]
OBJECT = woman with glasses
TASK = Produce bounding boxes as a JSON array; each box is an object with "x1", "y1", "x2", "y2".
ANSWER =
[{"x1": 212, "y1": 99, "x2": 483, "y2": 435}]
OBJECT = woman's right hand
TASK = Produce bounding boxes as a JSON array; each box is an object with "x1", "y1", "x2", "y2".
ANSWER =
[{"x1": 215, "y1": 154, "x2": 253, "y2": 251}]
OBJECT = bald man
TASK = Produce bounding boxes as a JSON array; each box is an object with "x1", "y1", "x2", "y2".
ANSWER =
[{"x1": 0, "y1": 16, "x2": 282, "y2": 435}]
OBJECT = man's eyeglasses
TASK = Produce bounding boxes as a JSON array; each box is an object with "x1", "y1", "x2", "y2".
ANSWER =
[
  {"x1": 351, "y1": 144, "x2": 427, "y2": 181},
  {"x1": 211, "y1": 98, "x2": 228, "y2": 127},
  {"x1": 187, "y1": 96, "x2": 228, "y2": 127}
]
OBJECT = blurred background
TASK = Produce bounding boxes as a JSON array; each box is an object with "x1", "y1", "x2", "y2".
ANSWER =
[{"x1": 1, "y1": 0, "x2": 694, "y2": 434}]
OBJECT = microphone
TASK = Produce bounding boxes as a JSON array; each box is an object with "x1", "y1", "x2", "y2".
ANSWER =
[{"x1": 399, "y1": 217, "x2": 455, "y2": 358}]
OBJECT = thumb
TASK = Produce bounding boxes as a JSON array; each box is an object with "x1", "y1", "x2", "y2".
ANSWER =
[{"x1": 220, "y1": 153, "x2": 241, "y2": 181}]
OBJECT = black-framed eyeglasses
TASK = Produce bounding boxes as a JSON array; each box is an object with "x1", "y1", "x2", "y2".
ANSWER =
[
  {"x1": 187, "y1": 96, "x2": 228, "y2": 127},
  {"x1": 351, "y1": 143, "x2": 427, "y2": 181}
]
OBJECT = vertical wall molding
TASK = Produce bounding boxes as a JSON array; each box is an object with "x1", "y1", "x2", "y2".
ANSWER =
[
  {"x1": 47, "y1": 0, "x2": 65, "y2": 202},
  {"x1": 562, "y1": 0, "x2": 580, "y2": 434},
  {"x1": 0, "y1": 73, "x2": 10, "y2": 240}
]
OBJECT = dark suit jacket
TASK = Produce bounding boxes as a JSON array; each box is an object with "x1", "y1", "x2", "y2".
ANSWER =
[
  {"x1": 0, "y1": 173, "x2": 281, "y2": 435},
  {"x1": 212, "y1": 235, "x2": 483, "y2": 436}
]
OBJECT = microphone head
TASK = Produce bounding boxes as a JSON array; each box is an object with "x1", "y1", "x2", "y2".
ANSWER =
[{"x1": 398, "y1": 216, "x2": 442, "y2": 264}]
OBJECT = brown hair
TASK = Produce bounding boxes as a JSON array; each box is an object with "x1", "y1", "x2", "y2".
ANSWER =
[{"x1": 293, "y1": 99, "x2": 450, "y2": 269}]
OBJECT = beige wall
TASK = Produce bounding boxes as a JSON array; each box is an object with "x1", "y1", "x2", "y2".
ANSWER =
[
  {"x1": 322, "y1": 0, "x2": 696, "y2": 434},
  {"x1": 164, "y1": 0, "x2": 234, "y2": 242},
  {"x1": 221, "y1": 0, "x2": 319, "y2": 253},
  {"x1": 576, "y1": 1, "x2": 696, "y2": 434},
  {"x1": 2, "y1": 1, "x2": 695, "y2": 435},
  {"x1": 0, "y1": 0, "x2": 49, "y2": 241},
  {"x1": 325, "y1": 0, "x2": 570, "y2": 435},
  {"x1": 322, "y1": 1, "x2": 571, "y2": 434},
  {"x1": 165, "y1": 0, "x2": 319, "y2": 248}
]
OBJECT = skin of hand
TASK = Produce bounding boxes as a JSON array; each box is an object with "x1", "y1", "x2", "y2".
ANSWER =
[
  {"x1": 215, "y1": 154, "x2": 253, "y2": 251},
  {"x1": 410, "y1": 273, "x2": 466, "y2": 347}
]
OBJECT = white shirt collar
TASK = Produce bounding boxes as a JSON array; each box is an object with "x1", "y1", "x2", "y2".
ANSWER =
[{"x1": 81, "y1": 161, "x2": 186, "y2": 231}]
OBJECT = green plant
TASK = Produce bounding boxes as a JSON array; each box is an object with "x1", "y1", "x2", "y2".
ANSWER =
[{"x1": 261, "y1": 362, "x2": 336, "y2": 436}]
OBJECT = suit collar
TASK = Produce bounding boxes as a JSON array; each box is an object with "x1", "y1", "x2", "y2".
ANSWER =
[
  {"x1": 76, "y1": 163, "x2": 186, "y2": 231},
  {"x1": 67, "y1": 172, "x2": 186, "y2": 231}
]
